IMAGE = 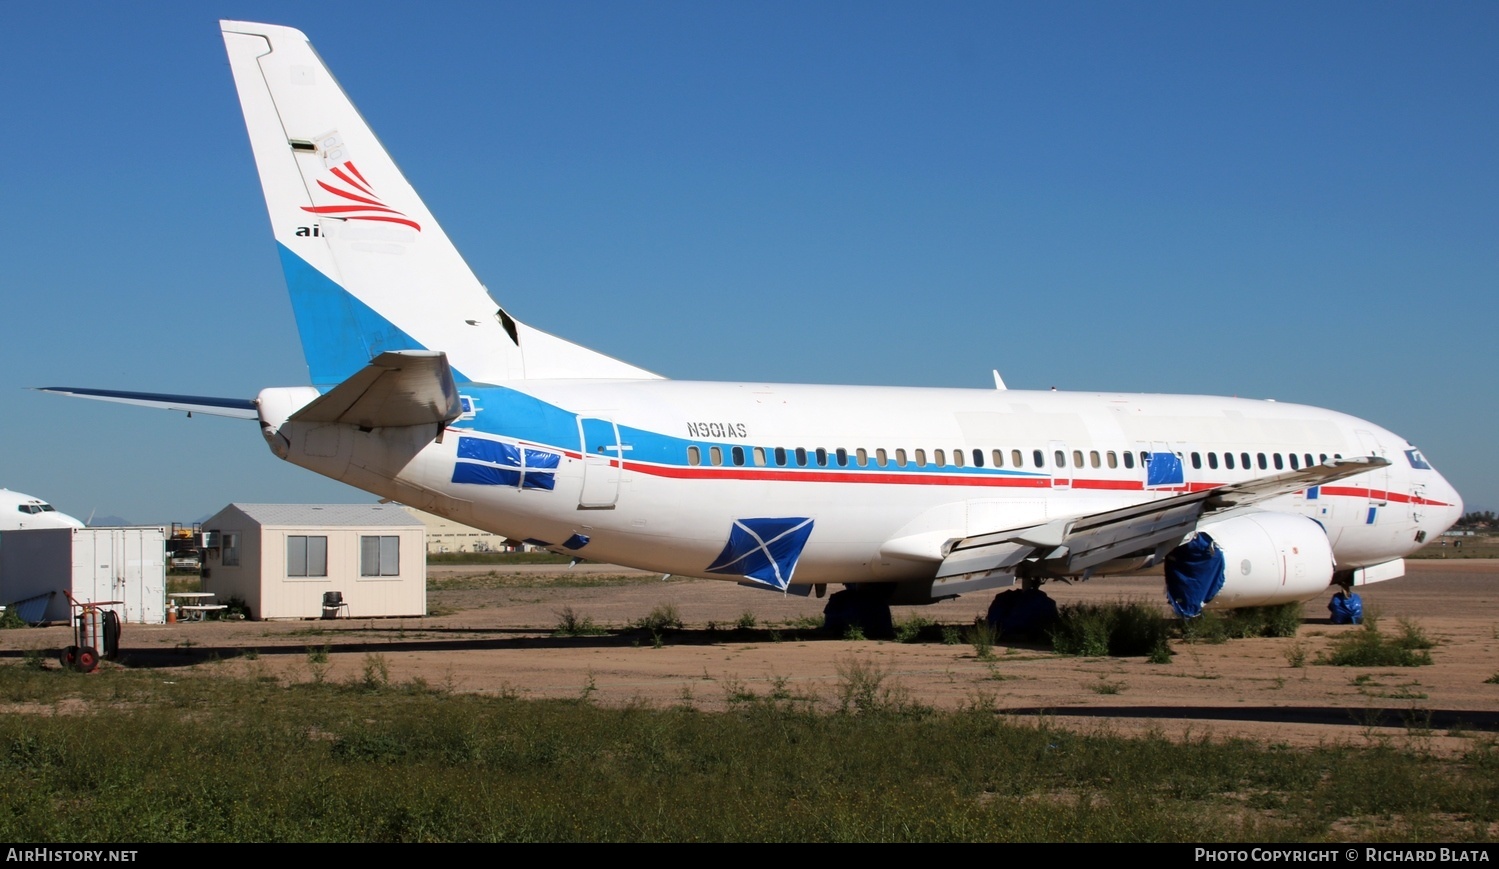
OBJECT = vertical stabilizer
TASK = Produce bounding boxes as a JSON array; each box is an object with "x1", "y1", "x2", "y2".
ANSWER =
[{"x1": 220, "y1": 21, "x2": 660, "y2": 387}]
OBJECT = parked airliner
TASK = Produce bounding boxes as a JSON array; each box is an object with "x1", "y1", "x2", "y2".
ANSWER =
[
  {"x1": 0, "y1": 490, "x2": 85, "y2": 532},
  {"x1": 42, "y1": 21, "x2": 1463, "y2": 627}
]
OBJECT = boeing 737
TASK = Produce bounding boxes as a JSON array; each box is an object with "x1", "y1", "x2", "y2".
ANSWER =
[
  {"x1": 0, "y1": 489, "x2": 85, "y2": 532},
  {"x1": 42, "y1": 21, "x2": 1463, "y2": 629}
]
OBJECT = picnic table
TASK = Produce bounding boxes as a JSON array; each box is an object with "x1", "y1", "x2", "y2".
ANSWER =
[{"x1": 168, "y1": 592, "x2": 228, "y2": 622}]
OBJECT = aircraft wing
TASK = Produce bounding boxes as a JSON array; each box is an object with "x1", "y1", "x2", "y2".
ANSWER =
[
  {"x1": 936, "y1": 457, "x2": 1390, "y2": 582},
  {"x1": 34, "y1": 387, "x2": 259, "y2": 420}
]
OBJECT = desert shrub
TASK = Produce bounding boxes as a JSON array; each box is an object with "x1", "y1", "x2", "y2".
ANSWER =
[
  {"x1": 1320, "y1": 620, "x2": 1433, "y2": 667},
  {"x1": 1052, "y1": 601, "x2": 1172, "y2": 660}
]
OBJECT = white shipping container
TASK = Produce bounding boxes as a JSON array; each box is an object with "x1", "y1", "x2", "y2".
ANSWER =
[{"x1": 0, "y1": 527, "x2": 167, "y2": 624}]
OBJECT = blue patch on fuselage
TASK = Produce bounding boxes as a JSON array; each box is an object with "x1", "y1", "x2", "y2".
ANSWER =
[
  {"x1": 1146, "y1": 451, "x2": 1185, "y2": 487},
  {"x1": 451, "y1": 436, "x2": 559, "y2": 490},
  {"x1": 705, "y1": 517, "x2": 814, "y2": 590}
]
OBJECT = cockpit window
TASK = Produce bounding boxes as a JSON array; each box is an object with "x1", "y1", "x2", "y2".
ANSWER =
[{"x1": 1405, "y1": 448, "x2": 1432, "y2": 470}]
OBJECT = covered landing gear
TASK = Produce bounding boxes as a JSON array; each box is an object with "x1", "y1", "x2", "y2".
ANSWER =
[
  {"x1": 985, "y1": 586, "x2": 1058, "y2": 638},
  {"x1": 1329, "y1": 587, "x2": 1364, "y2": 625},
  {"x1": 822, "y1": 586, "x2": 895, "y2": 639}
]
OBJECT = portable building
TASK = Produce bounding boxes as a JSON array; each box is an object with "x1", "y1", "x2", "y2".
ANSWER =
[
  {"x1": 0, "y1": 526, "x2": 167, "y2": 624},
  {"x1": 202, "y1": 504, "x2": 425, "y2": 620}
]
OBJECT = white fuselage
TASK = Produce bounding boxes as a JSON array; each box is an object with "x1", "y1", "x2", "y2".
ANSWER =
[
  {"x1": 264, "y1": 380, "x2": 1462, "y2": 588},
  {"x1": 0, "y1": 489, "x2": 86, "y2": 532}
]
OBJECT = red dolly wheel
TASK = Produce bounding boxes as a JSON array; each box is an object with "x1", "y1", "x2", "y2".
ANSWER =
[
  {"x1": 59, "y1": 646, "x2": 79, "y2": 669},
  {"x1": 76, "y1": 647, "x2": 100, "y2": 674}
]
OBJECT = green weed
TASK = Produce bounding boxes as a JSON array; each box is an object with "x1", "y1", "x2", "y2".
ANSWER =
[
  {"x1": 1051, "y1": 600, "x2": 1172, "y2": 660},
  {"x1": 634, "y1": 603, "x2": 683, "y2": 634},
  {"x1": 966, "y1": 617, "x2": 997, "y2": 660},
  {"x1": 894, "y1": 615, "x2": 936, "y2": 644},
  {"x1": 553, "y1": 606, "x2": 605, "y2": 637},
  {"x1": 1320, "y1": 620, "x2": 1434, "y2": 667}
]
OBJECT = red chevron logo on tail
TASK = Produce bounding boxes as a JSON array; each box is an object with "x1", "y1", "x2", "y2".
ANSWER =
[{"x1": 301, "y1": 161, "x2": 421, "y2": 231}]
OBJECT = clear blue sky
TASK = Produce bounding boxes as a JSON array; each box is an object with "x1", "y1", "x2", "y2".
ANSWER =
[{"x1": 2, "y1": 1, "x2": 1494, "y2": 523}]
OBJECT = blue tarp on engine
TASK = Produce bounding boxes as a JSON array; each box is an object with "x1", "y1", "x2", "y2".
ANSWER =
[
  {"x1": 1329, "y1": 592, "x2": 1364, "y2": 625},
  {"x1": 1164, "y1": 532, "x2": 1226, "y2": 618},
  {"x1": 986, "y1": 588, "x2": 1058, "y2": 636}
]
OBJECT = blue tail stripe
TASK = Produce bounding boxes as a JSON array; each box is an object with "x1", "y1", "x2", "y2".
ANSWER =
[{"x1": 277, "y1": 243, "x2": 452, "y2": 387}]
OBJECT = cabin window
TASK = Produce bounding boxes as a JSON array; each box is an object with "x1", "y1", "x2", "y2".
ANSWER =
[
  {"x1": 1106, "y1": 451, "x2": 1118, "y2": 469},
  {"x1": 953, "y1": 449, "x2": 965, "y2": 468},
  {"x1": 1191, "y1": 452, "x2": 1202, "y2": 470},
  {"x1": 709, "y1": 446, "x2": 723, "y2": 466},
  {"x1": 287, "y1": 535, "x2": 328, "y2": 578},
  {"x1": 1224, "y1": 452, "x2": 1234, "y2": 470},
  {"x1": 1288, "y1": 453, "x2": 1299, "y2": 470},
  {"x1": 1208, "y1": 452, "x2": 1219, "y2": 470},
  {"x1": 895, "y1": 449, "x2": 907, "y2": 467},
  {"x1": 835, "y1": 448, "x2": 848, "y2": 467},
  {"x1": 856, "y1": 448, "x2": 868, "y2": 467},
  {"x1": 1241, "y1": 452, "x2": 1251, "y2": 469},
  {"x1": 1257, "y1": 453, "x2": 1268, "y2": 470},
  {"x1": 753, "y1": 447, "x2": 766, "y2": 467},
  {"x1": 774, "y1": 447, "x2": 787, "y2": 467},
  {"x1": 1306, "y1": 453, "x2": 1315, "y2": 467},
  {"x1": 1089, "y1": 450, "x2": 1100, "y2": 469},
  {"x1": 934, "y1": 449, "x2": 946, "y2": 467},
  {"x1": 1072, "y1": 450, "x2": 1083, "y2": 468},
  {"x1": 1140, "y1": 451, "x2": 1151, "y2": 467},
  {"x1": 687, "y1": 446, "x2": 701, "y2": 466},
  {"x1": 731, "y1": 446, "x2": 745, "y2": 466},
  {"x1": 914, "y1": 449, "x2": 927, "y2": 467},
  {"x1": 1123, "y1": 452, "x2": 1135, "y2": 469},
  {"x1": 1012, "y1": 449, "x2": 1024, "y2": 468},
  {"x1": 876, "y1": 448, "x2": 888, "y2": 467},
  {"x1": 1273, "y1": 453, "x2": 1284, "y2": 470},
  {"x1": 972, "y1": 449, "x2": 984, "y2": 468},
  {"x1": 360, "y1": 535, "x2": 401, "y2": 577},
  {"x1": 1033, "y1": 449, "x2": 1045, "y2": 468},
  {"x1": 992, "y1": 449, "x2": 1004, "y2": 468},
  {"x1": 795, "y1": 447, "x2": 808, "y2": 467},
  {"x1": 815, "y1": 447, "x2": 828, "y2": 467},
  {"x1": 1055, "y1": 450, "x2": 1067, "y2": 468}
]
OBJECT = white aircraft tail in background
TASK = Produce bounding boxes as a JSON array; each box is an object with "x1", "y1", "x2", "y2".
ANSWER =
[{"x1": 40, "y1": 21, "x2": 1463, "y2": 632}]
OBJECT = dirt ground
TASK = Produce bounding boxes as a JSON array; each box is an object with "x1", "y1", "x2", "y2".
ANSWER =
[{"x1": 7, "y1": 559, "x2": 1498, "y2": 753}]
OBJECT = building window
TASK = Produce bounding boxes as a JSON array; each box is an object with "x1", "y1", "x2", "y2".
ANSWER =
[
  {"x1": 222, "y1": 532, "x2": 241, "y2": 567},
  {"x1": 287, "y1": 535, "x2": 328, "y2": 577},
  {"x1": 361, "y1": 535, "x2": 401, "y2": 577}
]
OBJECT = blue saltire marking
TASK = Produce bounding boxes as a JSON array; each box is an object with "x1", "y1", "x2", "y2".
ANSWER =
[
  {"x1": 705, "y1": 518, "x2": 814, "y2": 591},
  {"x1": 452, "y1": 436, "x2": 559, "y2": 491}
]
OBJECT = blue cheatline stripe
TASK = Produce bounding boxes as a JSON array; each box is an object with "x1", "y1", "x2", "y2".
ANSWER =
[{"x1": 276, "y1": 243, "x2": 471, "y2": 387}]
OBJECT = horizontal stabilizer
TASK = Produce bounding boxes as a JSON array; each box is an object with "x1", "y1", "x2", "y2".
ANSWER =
[
  {"x1": 938, "y1": 457, "x2": 1391, "y2": 581},
  {"x1": 288, "y1": 350, "x2": 460, "y2": 429},
  {"x1": 34, "y1": 387, "x2": 258, "y2": 420}
]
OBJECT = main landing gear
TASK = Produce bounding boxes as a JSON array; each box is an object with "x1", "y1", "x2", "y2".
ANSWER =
[{"x1": 822, "y1": 586, "x2": 895, "y2": 639}]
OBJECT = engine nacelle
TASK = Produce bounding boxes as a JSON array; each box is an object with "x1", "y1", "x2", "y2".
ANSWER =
[{"x1": 1195, "y1": 512, "x2": 1336, "y2": 609}]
